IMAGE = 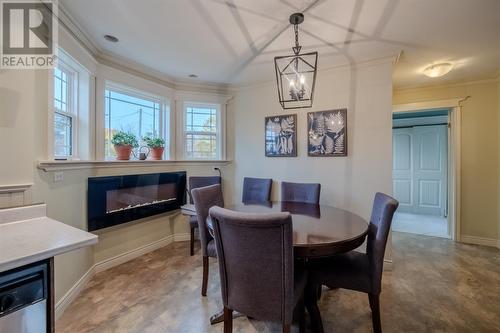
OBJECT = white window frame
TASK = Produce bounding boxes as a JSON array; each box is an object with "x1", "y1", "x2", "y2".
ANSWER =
[
  {"x1": 52, "y1": 62, "x2": 78, "y2": 159},
  {"x1": 103, "y1": 82, "x2": 170, "y2": 160},
  {"x1": 182, "y1": 101, "x2": 222, "y2": 160}
]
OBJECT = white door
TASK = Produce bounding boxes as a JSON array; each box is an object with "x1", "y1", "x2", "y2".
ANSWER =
[
  {"x1": 393, "y1": 129, "x2": 413, "y2": 212},
  {"x1": 393, "y1": 125, "x2": 447, "y2": 216}
]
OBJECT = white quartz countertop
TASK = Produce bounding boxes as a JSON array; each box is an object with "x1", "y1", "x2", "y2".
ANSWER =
[{"x1": 0, "y1": 204, "x2": 98, "y2": 273}]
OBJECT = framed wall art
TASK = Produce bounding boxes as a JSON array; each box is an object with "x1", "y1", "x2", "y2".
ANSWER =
[
  {"x1": 265, "y1": 114, "x2": 297, "y2": 157},
  {"x1": 307, "y1": 109, "x2": 347, "y2": 156}
]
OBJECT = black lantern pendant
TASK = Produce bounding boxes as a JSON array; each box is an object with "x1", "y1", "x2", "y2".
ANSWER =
[{"x1": 274, "y1": 13, "x2": 318, "y2": 109}]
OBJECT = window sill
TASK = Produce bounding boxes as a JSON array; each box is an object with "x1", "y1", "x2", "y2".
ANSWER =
[{"x1": 37, "y1": 159, "x2": 232, "y2": 172}]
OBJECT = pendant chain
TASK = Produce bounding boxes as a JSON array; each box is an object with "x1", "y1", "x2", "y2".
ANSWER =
[{"x1": 294, "y1": 24, "x2": 300, "y2": 49}]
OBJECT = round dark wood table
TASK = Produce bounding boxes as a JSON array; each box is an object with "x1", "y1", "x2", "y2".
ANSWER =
[
  {"x1": 210, "y1": 201, "x2": 369, "y2": 258},
  {"x1": 207, "y1": 201, "x2": 369, "y2": 327}
]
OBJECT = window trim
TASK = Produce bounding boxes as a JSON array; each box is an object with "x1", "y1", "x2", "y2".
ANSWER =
[
  {"x1": 52, "y1": 62, "x2": 79, "y2": 159},
  {"x1": 103, "y1": 81, "x2": 170, "y2": 160},
  {"x1": 181, "y1": 101, "x2": 222, "y2": 160}
]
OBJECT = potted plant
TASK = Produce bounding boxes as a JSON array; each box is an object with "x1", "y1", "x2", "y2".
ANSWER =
[
  {"x1": 111, "y1": 131, "x2": 139, "y2": 160},
  {"x1": 143, "y1": 135, "x2": 165, "y2": 160}
]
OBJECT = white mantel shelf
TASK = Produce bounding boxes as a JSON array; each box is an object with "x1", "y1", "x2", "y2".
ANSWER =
[
  {"x1": 37, "y1": 159, "x2": 232, "y2": 171},
  {"x1": 0, "y1": 204, "x2": 98, "y2": 273}
]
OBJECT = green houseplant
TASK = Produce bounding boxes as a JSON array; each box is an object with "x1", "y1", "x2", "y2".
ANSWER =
[
  {"x1": 111, "y1": 131, "x2": 139, "y2": 160},
  {"x1": 143, "y1": 135, "x2": 165, "y2": 160}
]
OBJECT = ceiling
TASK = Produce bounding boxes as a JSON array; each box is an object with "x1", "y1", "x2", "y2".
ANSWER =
[{"x1": 60, "y1": 0, "x2": 500, "y2": 89}]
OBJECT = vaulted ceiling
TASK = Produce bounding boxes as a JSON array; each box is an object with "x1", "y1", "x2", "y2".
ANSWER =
[{"x1": 61, "y1": 0, "x2": 500, "y2": 88}]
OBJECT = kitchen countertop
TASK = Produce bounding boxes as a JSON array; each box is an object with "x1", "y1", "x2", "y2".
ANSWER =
[{"x1": 0, "y1": 203, "x2": 98, "y2": 273}]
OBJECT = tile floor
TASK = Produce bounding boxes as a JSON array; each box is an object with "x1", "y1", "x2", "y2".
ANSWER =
[
  {"x1": 57, "y1": 232, "x2": 500, "y2": 333},
  {"x1": 392, "y1": 212, "x2": 449, "y2": 238}
]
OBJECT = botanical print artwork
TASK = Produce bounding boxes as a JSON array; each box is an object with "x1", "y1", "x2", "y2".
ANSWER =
[
  {"x1": 265, "y1": 114, "x2": 297, "y2": 157},
  {"x1": 308, "y1": 109, "x2": 347, "y2": 156}
]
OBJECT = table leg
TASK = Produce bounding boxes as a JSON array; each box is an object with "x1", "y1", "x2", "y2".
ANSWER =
[
  {"x1": 210, "y1": 308, "x2": 244, "y2": 325},
  {"x1": 305, "y1": 283, "x2": 324, "y2": 333}
]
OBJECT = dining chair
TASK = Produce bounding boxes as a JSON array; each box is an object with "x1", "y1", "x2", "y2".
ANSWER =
[
  {"x1": 209, "y1": 206, "x2": 307, "y2": 333},
  {"x1": 242, "y1": 177, "x2": 272, "y2": 203},
  {"x1": 191, "y1": 184, "x2": 224, "y2": 296},
  {"x1": 188, "y1": 176, "x2": 221, "y2": 256},
  {"x1": 281, "y1": 181, "x2": 321, "y2": 204},
  {"x1": 306, "y1": 192, "x2": 399, "y2": 333}
]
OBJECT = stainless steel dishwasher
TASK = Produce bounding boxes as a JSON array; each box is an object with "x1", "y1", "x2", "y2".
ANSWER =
[{"x1": 0, "y1": 261, "x2": 48, "y2": 333}]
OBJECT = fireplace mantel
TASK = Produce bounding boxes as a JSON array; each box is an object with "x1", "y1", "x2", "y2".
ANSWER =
[{"x1": 37, "y1": 160, "x2": 232, "y2": 172}]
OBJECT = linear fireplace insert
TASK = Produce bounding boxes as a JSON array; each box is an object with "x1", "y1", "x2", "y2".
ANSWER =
[{"x1": 88, "y1": 172, "x2": 186, "y2": 231}]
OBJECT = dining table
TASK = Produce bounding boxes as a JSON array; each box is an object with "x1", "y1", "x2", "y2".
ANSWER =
[{"x1": 202, "y1": 200, "x2": 369, "y2": 329}]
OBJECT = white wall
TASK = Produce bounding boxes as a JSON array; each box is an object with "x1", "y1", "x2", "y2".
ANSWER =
[
  {"x1": 0, "y1": 25, "x2": 234, "y2": 305},
  {"x1": 230, "y1": 60, "x2": 394, "y2": 221}
]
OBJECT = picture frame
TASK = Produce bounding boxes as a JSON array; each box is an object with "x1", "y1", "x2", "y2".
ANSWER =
[
  {"x1": 307, "y1": 109, "x2": 347, "y2": 157},
  {"x1": 265, "y1": 114, "x2": 297, "y2": 157}
]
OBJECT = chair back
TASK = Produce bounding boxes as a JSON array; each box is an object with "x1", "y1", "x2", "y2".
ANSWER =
[
  {"x1": 188, "y1": 176, "x2": 221, "y2": 204},
  {"x1": 191, "y1": 184, "x2": 224, "y2": 257},
  {"x1": 366, "y1": 192, "x2": 399, "y2": 294},
  {"x1": 209, "y1": 206, "x2": 294, "y2": 324},
  {"x1": 242, "y1": 177, "x2": 272, "y2": 203},
  {"x1": 281, "y1": 181, "x2": 321, "y2": 204}
]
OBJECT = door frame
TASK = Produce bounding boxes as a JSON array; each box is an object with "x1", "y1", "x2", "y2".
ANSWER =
[{"x1": 393, "y1": 98, "x2": 465, "y2": 241}]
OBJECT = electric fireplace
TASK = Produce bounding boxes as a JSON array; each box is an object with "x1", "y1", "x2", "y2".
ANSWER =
[{"x1": 87, "y1": 172, "x2": 186, "y2": 231}]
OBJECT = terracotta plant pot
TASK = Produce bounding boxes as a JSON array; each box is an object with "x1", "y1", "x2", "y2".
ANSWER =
[
  {"x1": 114, "y1": 145, "x2": 133, "y2": 160},
  {"x1": 150, "y1": 147, "x2": 164, "y2": 160}
]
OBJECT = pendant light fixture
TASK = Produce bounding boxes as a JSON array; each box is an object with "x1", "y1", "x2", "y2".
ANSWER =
[{"x1": 274, "y1": 13, "x2": 318, "y2": 109}]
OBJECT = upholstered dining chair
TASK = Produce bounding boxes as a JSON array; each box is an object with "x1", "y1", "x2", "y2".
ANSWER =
[
  {"x1": 306, "y1": 192, "x2": 399, "y2": 333},
  {"x1": 281, "y1": 181, "x2": 321, "y2": 204},
  {"x1": 188, "y1": 176, "x2": 221, "y2": 256},
  {"x1": 209, "y1": 206, "x2": 307, "y2": 333},
  {"x1": 191, "y1": 184, "x2": 224, "y2": 296},
  {"x1": 242, "y1": 177, "x2": 272, "y2": 203}
]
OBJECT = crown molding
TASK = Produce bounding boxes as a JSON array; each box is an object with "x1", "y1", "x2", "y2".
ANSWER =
[
  {"x1": 57, "y1": 2, "x2": 231, "y2": 95},
  {"x1": 394, "y1": 75, "x2": 500, "y2": 93},
  {"x1": 57, "y1": 2, "x2": 101, "y2": 57},
  {"x1": 96, "y1": 52, "x2": 231, "y2": 94}
]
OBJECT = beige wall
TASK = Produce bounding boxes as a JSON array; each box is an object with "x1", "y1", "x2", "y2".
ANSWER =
[
  {"x1": 0, "y1": 65, "x2": 231, "y2": 302},
  {"x1": 393, "y1": 80, "x2": 500, "y2": 241},
  {"x1": 498, "y1": 81, "x2": 500, "y2": 244},
  {"x1": 0, "y1": 27, "x2": 234, "y2": 303},
  {"x1": 229, "y1": 60, "x2": 394, "y2": 226}
]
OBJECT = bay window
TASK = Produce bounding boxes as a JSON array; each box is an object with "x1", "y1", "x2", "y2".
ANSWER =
[
  {"x1": 53, "y1": 66, "x2": 76, "y2": 158},
  {"x1": 104, "y1": 86, "x2": 169, "y2": 159},
  {"x1": 183, "y1": 102, "x2": 221, "y2": 159}
]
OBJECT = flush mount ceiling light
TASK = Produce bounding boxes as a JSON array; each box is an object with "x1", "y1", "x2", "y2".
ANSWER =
[
  {"x1": 423, "y1": 62, "x2": 453, "y2": 78},
  {"x1": 274, "y1": 13, "x2": 318, "y2": 109},
  {"x1": 188, "y1": 74, "x2": 198, "y2": 78},
  {"x1": 104, "y1": 34, "x2": 119, "y2": 43}
]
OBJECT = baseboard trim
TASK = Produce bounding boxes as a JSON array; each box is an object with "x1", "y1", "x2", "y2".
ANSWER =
[
  {"x1": 56, "y1": 232, "x2": 188, "y2": 319},
  {"x1": 94, "y1": 234, "x2": 175, "y2": 273},
  {"x1": 55, "y1": 266, "x2": 95, "y2": 319},
  {"x1": 461, "y1": 235, "x2": 498, "y2": 248},
  {"x1": 173, "y1": 232, "x2": 191, "y2": 242}
]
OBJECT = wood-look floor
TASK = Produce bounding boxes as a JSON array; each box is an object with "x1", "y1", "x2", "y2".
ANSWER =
[{"x1": 57, "y1": 232, "x2": 500, "y2": 332}]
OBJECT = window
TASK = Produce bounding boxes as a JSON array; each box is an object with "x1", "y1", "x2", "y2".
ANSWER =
[
  {"x1": 104, "y1": 87, "x2": 168, "y2": 159},
  {"x1": 184, "y1": 103, "x2": 220, "y2": 159},
  {"x1": 53, "y1": 66, "x2": 76, "y2": 158}
]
